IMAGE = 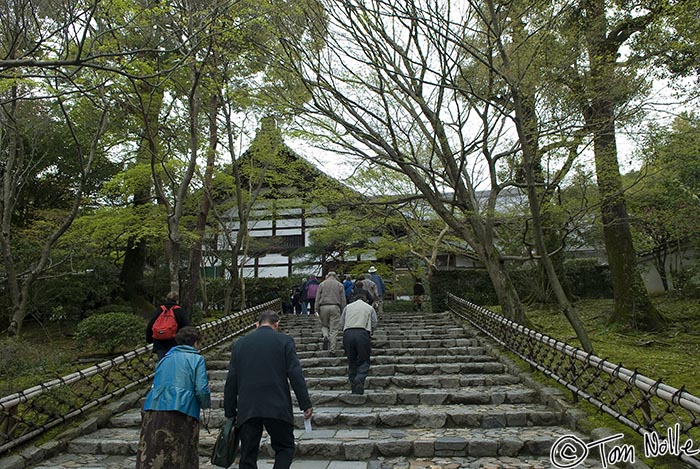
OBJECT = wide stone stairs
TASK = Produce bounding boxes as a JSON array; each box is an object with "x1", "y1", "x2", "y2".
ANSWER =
[{"x1": 29, "y1": 309, "x2": 595, "y2": 468}]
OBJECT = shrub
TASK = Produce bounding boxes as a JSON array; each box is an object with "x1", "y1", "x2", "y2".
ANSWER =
[
  {"x1": 75, "y1": 312, "x2": 147, "y2": 354},
  {"x1": 430, "y1": 269, "x2": 499, "y2": 313},
  {"x1": 429, "y1": 259, "x2": 614, "y2": 312},
  {"x1": 563, "y1": 258, "x2": 613, "y2": 299},
  {"x1": 670, "y1": 266, "x2": 700, "y2": 298},
  {"x1": 86, "y1": 303, "x2": 134, "y2": 317},
  {"x1": 0, "y1": 337, "x2": 66, "y2": 395},
  {"x1": 202, "y1": 276, "x2": 306, "y2": 312},
  {"x1": 28, "y1": 258, "x2": 122, "y2": 322}
]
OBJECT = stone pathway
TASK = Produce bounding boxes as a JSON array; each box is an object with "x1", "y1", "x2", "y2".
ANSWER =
[{"x1": 14, "y1": 309, "x2": 612, "y2": 468}]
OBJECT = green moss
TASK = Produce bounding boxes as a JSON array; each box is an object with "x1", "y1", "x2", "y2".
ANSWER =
[
  {"x1": 524, "y1": 298, "x2": 700, "y2": 393},
  {"x1": 505, "y1": 297, "x2": 700, "y2": 469}
]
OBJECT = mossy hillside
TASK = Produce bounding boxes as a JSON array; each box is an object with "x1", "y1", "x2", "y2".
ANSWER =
[{"x1": 491, "y1": 297, "x2": 700, "y2": 469}]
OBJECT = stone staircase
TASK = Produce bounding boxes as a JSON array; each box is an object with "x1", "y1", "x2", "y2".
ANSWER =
[{"x1": 26, "y1": 309, "x2": 600, "y2": 468}]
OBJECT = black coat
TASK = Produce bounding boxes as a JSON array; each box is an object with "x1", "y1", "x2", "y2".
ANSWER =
[{"x1": 223, "y1": 326, "x2": 311, "y2": 426}]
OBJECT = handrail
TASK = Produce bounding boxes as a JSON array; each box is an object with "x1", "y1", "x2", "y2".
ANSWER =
[
  {"x1": 447, "y1": 293, "x2": 700, "y2": 469},
  {"x1": 0, "y1": 298, "x2": 280, "y2": 455}
]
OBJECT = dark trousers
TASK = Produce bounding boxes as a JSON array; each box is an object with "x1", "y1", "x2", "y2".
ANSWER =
[
  {"x1": 343, "y1": 328, "x2": 371, "y2": 384},
  {"x1": 238, "y1": 417, "x2": 295, "y2": 469}
]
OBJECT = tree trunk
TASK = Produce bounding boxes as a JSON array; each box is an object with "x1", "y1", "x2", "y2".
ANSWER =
[
  {"x1": 183, "y1": 93, "x2": 218, "y2": 314},
  {"x1": 157, "y1": 65, "x2": 202, "y2": 299},
  {"x1": 2, "y1": 90, "x2": 28, "y2": 335},
  {"x1": 581, "y1": 0, "x2": 664, "y2": 331},
  {"x1": 590, "y1": 108, "x2": 663, "y2": 330},
  {"x1": 120, "y1": 237, "x2": 147, "y2": 301},
  {"x1": 120, "y1": 83, "x2": 163, "y2": 302},
  {"x1": 485, "y1": 5, "x2": 592, "y2": 350},
  {"x1": 653, "y1": 248, "x2": 669, "y2": 292},
  {"x1": 476, "y1": 242, "x2": 526, "y2": 325}
]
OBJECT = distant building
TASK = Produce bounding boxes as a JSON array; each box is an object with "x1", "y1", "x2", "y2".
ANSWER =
[{"x1": 204, "y1": 118, "x2": 348, "y2": 279}]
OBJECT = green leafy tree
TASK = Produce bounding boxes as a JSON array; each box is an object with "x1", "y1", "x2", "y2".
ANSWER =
[
  {"x1": 627, "y1": 115, "x2": 700, "y2": 291},
  {"x1": 274, "y1": 0, "x2": 532, "y2": 323}
]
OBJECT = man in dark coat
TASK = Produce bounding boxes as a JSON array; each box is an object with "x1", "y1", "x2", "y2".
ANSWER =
[
  {"x1": 145, "y1": 291, "x2": 189, "y2": 361},
  {"x1": 224, "y1": 310, "x2": 313, "y2": 469}
]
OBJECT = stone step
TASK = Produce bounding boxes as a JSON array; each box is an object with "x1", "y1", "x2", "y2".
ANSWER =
[
  {"x1": 281, "y1": 312, "x2": 455, "y2": 322},
  {"x1": 281, "y1": 328, "x2": 473, "y2": 341},
  {"x1": 28, "y1": 454, "x2": 603, "y2": 469},
  {"x1": 205, "y1": 384, "x2": 539, "y2": 409},
  {"x1": 112, "y1": 402, "x2": 561, "y2": 430},
  {"x1": 280, "y1": 325, "x2": 463, "y2": 335},
  {"x1": 300, "y1": 386, "x2": 538, "y2": 407},
  {"x1": 305, "y1": 373, "x2": 520, "y2": 390},
  {"x1": 67, "y1": 425, "x2": 582, "y2": 459},
  {"x1": 293, "y1": 346, "x2": 484, "y2": 360},
  {"x1": 208, "y1": 361, "x2": 506, "y2": 381},
  {"x1": 206, "y1": 352, "x2": 493, "y2": 370},
  {"x1": 288, "y1": 338, "x2": 481, "y2": 352},
  {"x1": 299, "y1": 353, "x2": 494, "y2": 366},
  {"x1": 208, "y1": 373, "x2": 520, "y2": 393}
]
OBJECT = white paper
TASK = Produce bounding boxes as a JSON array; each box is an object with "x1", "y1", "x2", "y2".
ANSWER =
[{"x1": 304, "y1": 418, "x2": 312, "y2": 432}]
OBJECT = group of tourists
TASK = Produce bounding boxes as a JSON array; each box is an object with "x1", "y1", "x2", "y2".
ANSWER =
[
  {"x1": 290, "y1": 266, "x2": 386, "y2": 316},
  {"x1": 139, "y1": 294, "x2": 312, "y2": 469},
  {"x1": 135, "y1": 267, "x2": 427, "y2": 468}
]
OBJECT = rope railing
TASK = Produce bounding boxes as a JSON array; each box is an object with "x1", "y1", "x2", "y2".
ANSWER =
[
  {"x1": 0, "y1": 298, "x2": 280, "y2": 455},
  {"x1": 447, "y1": 293, "x2": 700, "y2": 469}
]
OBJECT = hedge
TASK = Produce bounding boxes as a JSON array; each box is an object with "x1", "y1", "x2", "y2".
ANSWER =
[{"x1": 430, "y1": 259, "x2": 613, "y2": 312}]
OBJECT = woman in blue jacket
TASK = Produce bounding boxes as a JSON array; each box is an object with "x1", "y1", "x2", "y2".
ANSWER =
[{"x1": 136, "y1": 326, "x2": 211, "y2": 469}]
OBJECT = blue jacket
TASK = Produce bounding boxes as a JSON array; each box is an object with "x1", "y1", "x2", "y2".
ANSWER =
[
  {"x1": 343, "y1": 279, "x2": 355, "y2": 299},
  {"x1": 143, "y1": 345, "x2": 211, "y2": 420},
  {"x1": 369, "y1": 273, "x2": 385, "y2": 296}
]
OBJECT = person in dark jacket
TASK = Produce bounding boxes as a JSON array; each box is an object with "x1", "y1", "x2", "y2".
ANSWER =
[
  {"x1": 145, "y1": 291, "x2": 190, "y2": 361},
  {"x1": 367, "y1": 266, "x2": 386, "y2": 314},
  {"x1": 413, "y1": 278, "x2": 426, "y2": 311},
  {"x1": 224, "y1": 310, "x2": 313, "y2": 469}
]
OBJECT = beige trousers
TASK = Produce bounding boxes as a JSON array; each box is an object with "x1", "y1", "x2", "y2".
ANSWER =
[{"x1": 318, "y1": 304, "x2": 341, "y2": 351}]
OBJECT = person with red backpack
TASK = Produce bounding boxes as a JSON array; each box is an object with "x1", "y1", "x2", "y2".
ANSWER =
[{"x1": 146, "y1": 291, "x2": 190, "y2": 361}]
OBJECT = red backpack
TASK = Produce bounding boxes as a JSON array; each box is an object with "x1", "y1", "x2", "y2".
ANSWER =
[{"x1": 152, "y1": 305, "x2": 180, "y2": 340}]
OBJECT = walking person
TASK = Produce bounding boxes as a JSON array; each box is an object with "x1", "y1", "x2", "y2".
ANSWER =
[
  {"x1": 342, "y1": 274, "x2": 355, "y2": 302},
  {"x1": 356, "y1": 274, "x2": 378, "y2": 308},
  {"x1": 340, "y1": 290, "x2": 378, "y2": 395},
  {"x1": 367, "y1": 266, "x2": 386, "y2": 314},
  {"x1": 315, "y1": 271, "x2": 347, "y2": 353},
  {"x1": 298, "y1": 278, "x2": 308, "y2": 315},
  {"x1": 136, "y1": 326, "x2": 211, "y2": 469},
  {"x1": 145, "y1": 291, "x2": 190, "y2": 361},
  {"x1": 413, "y1": 278, "x2": 425, "y2": 311},
  {"x1": 305, "y1": 275, "x2": 320, "y2": 314},
  {"x1": 224, "y1": 310, "x2": 313, "y2": 469}
]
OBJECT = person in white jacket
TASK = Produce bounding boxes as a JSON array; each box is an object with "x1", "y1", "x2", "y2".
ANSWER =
[{"x1": 339, "y1": 289, "x2": 378, "y2": 395}]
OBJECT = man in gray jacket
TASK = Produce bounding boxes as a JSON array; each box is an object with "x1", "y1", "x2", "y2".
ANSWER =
[
  {"x1": 340, "y1": 291, "x2": 378, "y2": 394},
  {"x1": 314, "y1": 271, "x2": 347, "y2": 353}
]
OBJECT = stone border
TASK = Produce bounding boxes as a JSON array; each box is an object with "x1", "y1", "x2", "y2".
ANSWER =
[
  {"x1": 0, "y1": 333, "x2": 243, "y2": 469},
  {"x1": 0, "y1": 389, "x2": 146, "y2": 469},
  {"x1": 450, "y1": 312, "x2": 651, "y2": 469}
]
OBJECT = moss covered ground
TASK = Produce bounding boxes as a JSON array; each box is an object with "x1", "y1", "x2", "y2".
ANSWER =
[{"x1": 506, "y1": 296, "x2": 700, "y2": 469}]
